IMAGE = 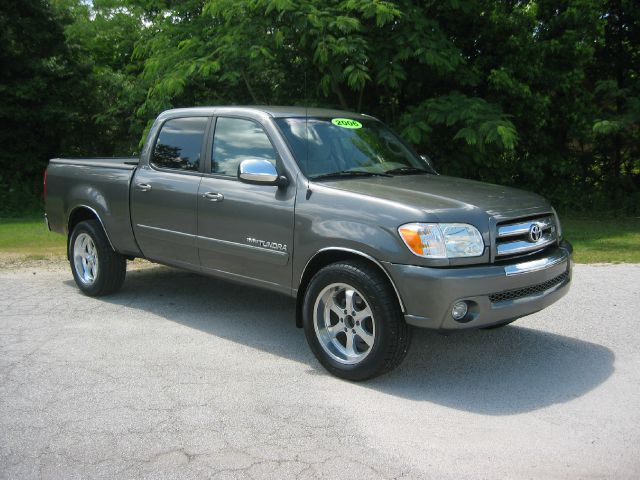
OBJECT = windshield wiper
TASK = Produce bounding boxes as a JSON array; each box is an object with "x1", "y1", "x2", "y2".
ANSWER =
[
  {"x1": 310, "y1": 170, "x2": 392, "y2": 180},
  {"x1": 384, "y1": 166, "x2": 431, "y2": 175}
]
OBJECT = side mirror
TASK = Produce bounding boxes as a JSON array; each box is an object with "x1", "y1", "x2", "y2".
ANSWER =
[
  {"x1": 420, "y1": 154, "x2": 437, "y2": 174},
  {"x1": 238, "y1": 159, "x2": 289, "y2": 187}
]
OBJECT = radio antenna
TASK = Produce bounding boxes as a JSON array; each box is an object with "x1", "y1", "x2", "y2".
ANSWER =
[{"x1": 304, "y1": 71, "x2": 311, "y2": 196}]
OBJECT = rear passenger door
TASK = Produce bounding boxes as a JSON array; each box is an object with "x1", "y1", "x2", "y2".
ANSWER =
[
  {"x1": 131, "y1": 116, "x2": 209, "y2": 268},
  {"x1": 197, "y1": 116, "x2": 296, "y2": 293}
]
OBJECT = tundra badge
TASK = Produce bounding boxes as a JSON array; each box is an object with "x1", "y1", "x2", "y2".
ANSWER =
[{"x1": 246, "y1": 237, "x2": 288, "y2": 252}]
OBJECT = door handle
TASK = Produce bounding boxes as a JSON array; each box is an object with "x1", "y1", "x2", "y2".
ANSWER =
[
  {"x1": 202, "y1": 192, "x2": 224, "y2": 202},
  {"x1": 137, "y1": 183, "x2": 152, "y2": 192}
]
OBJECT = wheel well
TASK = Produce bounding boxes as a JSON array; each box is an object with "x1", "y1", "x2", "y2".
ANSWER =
[
  {"x1": 295, "y1": 250, "x2": 404, "y2": 328},
  {"x1": 68, "y1": 207, "x2": 98, "y2": 235},
  {"x1": 66, "y1": 207, "x2": 100, "y2": 259}
]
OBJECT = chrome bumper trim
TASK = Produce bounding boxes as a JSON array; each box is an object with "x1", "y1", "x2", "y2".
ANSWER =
[{"x1": 504, "y1": 248, "x2": 568, "y2": 276}]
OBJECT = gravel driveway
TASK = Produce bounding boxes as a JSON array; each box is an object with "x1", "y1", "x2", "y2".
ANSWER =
[{"x1": 1, "y1": 263, "x2": 639, "y2": 479}]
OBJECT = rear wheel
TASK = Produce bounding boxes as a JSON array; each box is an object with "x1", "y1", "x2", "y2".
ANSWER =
[
  {"x1": 69, "y1": 220, "x2": 126, "y2": 296},
  {"x1": 303, "y1": 260, "x2": 411, "y2": 381}
]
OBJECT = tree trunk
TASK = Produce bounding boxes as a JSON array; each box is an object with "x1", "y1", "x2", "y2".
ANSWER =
[
  {"x1": 329, "y1": 67, "x2": 349, "y2": 110},
  {"x1": 357, "y1": 86, "x2": 364, "y2": 112},
  {"x1": 242, "y1": 71, "x2": 259, "y2": 104}
]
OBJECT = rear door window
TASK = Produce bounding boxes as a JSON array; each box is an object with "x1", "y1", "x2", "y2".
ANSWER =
[{"x1": 152, "y1": 117, "x2": 208, "y2": 171}]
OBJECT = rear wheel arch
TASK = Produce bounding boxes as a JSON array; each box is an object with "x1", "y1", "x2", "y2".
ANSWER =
[
  {"x1": 67, "y1": 206, "x2": 115, "y2": 257},
  {"x1": 295, "y1": 248, "x2": 405, "y2": 328}
]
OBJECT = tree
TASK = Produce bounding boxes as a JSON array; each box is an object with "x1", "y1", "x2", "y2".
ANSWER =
[
  {"x1": 0, "y1": 0, "x2": 82, "y2": 214},
  {"x1": 1, "y1": 0, "x2": 637, "y2": 215}
]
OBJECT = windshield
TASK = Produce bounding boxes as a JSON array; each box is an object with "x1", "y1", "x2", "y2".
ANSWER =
[{"x1": 275, "y1": 117, "x2": 434, "y2": 178}]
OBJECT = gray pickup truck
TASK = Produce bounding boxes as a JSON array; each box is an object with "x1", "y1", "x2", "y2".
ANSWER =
[{"x1": 45, "y1": 106, "x2": 572, "y2": 380}]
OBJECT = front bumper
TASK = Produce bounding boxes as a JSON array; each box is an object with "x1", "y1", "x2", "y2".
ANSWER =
[{"x1": 385, "y1": 241, "x2": 573, "y2": 331}]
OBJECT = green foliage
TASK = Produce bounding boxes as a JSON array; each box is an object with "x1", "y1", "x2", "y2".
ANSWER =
[
  {"x1": 400, "y1": 93, "x2": 518, "y2": 150},
  {"x1": 0, "y1": 0, "x2": 77, "y2": 209},
  {"x1": 0, "y1": 179, "x2": 44, "y2": 218},
  {"x1": 0, "y1": 0, "x2": 638, "y2": 214},
  {"x1": 0, "y1": 0, "x2": 148, "y2": 217}
]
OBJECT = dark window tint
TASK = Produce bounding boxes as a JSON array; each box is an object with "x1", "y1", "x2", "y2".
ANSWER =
[
  {"x1": 212, "y1": 117, "x2": 277, "y2": 176},
  {"x1": 152, "y1": 117, "x2": 207, "y2": 171}
]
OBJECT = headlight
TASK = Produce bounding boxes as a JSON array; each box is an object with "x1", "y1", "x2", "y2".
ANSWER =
[{"x1": 398, "y1": 223, "x2": 485, "y2": 258}]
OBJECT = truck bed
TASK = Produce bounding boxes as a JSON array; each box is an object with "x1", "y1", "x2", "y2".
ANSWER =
[{"x1": 45, "y1": 157, "x2": 141, "y2": 257}]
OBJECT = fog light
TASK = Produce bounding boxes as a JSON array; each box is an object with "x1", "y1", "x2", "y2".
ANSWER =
[{"x1": 452, "y1": 301, "x2": 468, "y2": 320}]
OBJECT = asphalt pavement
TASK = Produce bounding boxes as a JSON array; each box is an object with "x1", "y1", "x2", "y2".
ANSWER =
[{"x1": 1, "y1": 263, "x2": 639, "y2": 479}]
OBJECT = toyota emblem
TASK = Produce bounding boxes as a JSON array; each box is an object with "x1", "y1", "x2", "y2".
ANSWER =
[{"x1": 528, "y1": 223, "x2": 543, "y2": 242}]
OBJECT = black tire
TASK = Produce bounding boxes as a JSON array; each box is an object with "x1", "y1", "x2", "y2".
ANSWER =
[
  {"x1": 69, "y1": 219, "x2": 126, "y2": 296},
  {"x1": 302, "y1": 260, "x2": 411, "y2": 381}
]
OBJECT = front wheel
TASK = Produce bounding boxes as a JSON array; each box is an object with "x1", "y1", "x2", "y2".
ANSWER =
[
  {"x1": 302, "y1": 260, "x2": 411, "y2": 381},
  {"x1": 69, "y1": 220, "x2": 126, "y2": 296}
]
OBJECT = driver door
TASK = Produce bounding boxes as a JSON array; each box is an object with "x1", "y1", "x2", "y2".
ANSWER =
[{"x1": 196, "y1": 116, "x2": 296, "y2": 294}]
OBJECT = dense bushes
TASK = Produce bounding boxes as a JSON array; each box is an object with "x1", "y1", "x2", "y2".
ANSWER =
[{"x1": 1, "y1": 0, "x2": 637, "y2": 216}]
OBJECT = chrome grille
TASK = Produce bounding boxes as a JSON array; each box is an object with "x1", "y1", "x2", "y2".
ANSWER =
[
  {"x1": 496, "y1": 215, "x2": 557, "y2": 258},
  {"x1": 489, "y1": 271, "x2": 569, "y2": 304}
]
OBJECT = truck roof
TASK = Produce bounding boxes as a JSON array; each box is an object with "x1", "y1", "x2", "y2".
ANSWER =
[{"x1": 158, "y1": 106, "x2": 375, "y2": 120}]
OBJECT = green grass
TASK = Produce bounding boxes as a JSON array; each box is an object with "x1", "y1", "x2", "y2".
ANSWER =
[
  {"x1": 561, "y1": 215, "x2": 640, "y2": 263},
  {"x1": 0, "y1": 217, "x2": 66, "y2": 255},
  {"x1": 0, "y1": 215, "x2": 638, "y2": 263}
]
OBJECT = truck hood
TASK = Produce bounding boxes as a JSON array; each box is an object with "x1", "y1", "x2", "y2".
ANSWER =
[{"x1": 315, "y1": 174, "x2": 550, "y2": 219}]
